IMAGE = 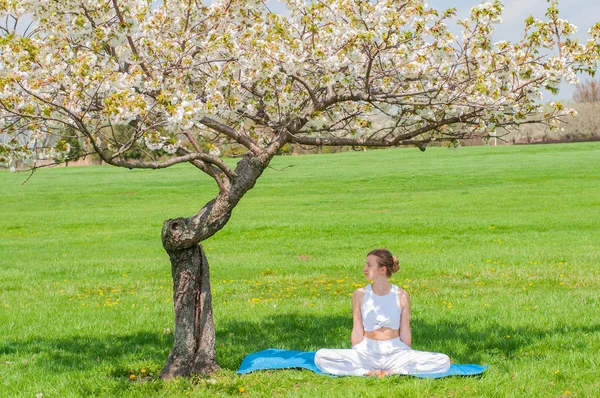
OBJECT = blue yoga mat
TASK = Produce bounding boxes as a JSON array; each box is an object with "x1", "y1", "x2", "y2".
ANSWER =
[{"x1": 237, "y1": 348, "x2": 488, "y2": 378}]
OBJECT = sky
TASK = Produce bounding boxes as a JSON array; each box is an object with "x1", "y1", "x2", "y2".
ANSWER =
[{"x1": 265, "y1": 0, "x2": 600, "y2": 102}]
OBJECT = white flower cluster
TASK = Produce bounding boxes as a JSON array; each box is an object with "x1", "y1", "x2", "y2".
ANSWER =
[
  {"x1": 48, "y1": 142, "x2": 71, "y2": 162},
  {"x1": 142, "y1": 131, "x2": 181, "y2": 154}
]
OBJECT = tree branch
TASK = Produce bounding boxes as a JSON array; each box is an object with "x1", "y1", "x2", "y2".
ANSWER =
[
  {"x1": 111, "y1": 0, "x2": 152, "y2": 78},
  {"x1": 288, "y1": 109, "x2": 483, "y2": 148},
  {"x1": 98, "y1": 151, "x2": 234, "y2": 174},
  {"x1": 200, "y1": 116, "x2": 263, "y2": 155},
  {"x1": 283, "y1": 68, "x2": 319, "y2": 106}
]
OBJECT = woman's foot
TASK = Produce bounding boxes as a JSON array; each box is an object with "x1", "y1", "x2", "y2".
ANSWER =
[
  {"x1": 366, "y1": 370, "x2": 391, "y2": 378},
  {"x1": 376, "y1": 370, "x2": 390, "y2": 378}
]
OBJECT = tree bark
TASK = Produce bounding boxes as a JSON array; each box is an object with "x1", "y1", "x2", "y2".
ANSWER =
[{"x1": 160, "y1": 223, "x2": 218, "y2": 379}]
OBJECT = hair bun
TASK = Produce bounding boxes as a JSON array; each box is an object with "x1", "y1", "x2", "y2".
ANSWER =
[{"x1": 392, "y1": 256, "x2": 400, "y2": 273}]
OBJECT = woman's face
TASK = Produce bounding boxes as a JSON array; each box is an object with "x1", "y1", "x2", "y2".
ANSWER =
[{"x1": 363, "y1": 255, "x2": 384, "y2": 280}]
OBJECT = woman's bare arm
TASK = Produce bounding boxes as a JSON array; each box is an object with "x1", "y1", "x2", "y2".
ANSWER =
[
  {"x1": 399, "y1": 290, "x2": 412, "y2": 347},
  {"x1": 351, "y1": 289, "x2": 365, "y2": 346}
]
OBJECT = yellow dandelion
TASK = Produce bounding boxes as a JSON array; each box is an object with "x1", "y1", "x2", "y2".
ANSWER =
[
  {"x1": 555, "y1": 370, "x2": 560, "y2": 375},
  {"x1": 239, "y1": 387, "x2": 245, "y2": 393},
  {"x1": 129, "y1": 374, "x2": 135, "y2": 379},
  {"x1": 141, "y1": 369, "x2": 146, "y2": 373}
]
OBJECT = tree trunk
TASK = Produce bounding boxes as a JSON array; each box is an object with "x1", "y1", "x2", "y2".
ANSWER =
[
  {"x1": 160, "y1": 234, "x2": 218, "y2": 379},
  {"x1": 158, "y1": 156, "x2": 269, "y2": 378}
]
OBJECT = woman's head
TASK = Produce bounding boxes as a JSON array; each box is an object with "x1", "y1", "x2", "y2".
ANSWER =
[{"x1": 367, "y1": 248, "x2": 399, "y2": 278}]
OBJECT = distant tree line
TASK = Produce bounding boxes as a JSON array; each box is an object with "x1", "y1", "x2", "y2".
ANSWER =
[{"x1": 508, "y1": 78, "x2": 600, "y2": 144}]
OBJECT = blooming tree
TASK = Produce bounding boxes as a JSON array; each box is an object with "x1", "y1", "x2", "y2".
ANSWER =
[{"x1": 1, "y1": 0, "x2": 599, "y2": 377}]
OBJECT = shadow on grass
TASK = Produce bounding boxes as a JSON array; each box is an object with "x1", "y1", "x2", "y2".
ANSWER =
[
  {"x1": 2, "y1": 316, "x2": 599, "y2": 375},
  {"x1": 216, "y1": 313, "x2": 600, "y2": 370},
  {"x1": 0, "y1": 332, "x2": 170, "y2": 377}
]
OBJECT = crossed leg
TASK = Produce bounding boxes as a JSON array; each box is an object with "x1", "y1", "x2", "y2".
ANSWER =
[
  {"x1": 314, "y1": 348, "x2": 372, "y2": 376},
  {"x1": 383, "y1": 349, "x2": 451, "y2": 375},
  {"x1": 315, "y1": 345, "x2": 450, "y2": 377}
]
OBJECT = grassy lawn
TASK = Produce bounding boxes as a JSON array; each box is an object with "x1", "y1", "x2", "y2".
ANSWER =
[{"x1": 1, "y1": 142, "x2": 599, "y2": 397}]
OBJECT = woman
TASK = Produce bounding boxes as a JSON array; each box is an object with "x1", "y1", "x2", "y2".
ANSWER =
[{"x1": 314, "y1": 248, "x2": 451, "y2": 377}]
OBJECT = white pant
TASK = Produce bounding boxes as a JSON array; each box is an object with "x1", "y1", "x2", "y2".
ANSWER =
[{"x1": 314, "y1": 338, "x2": 451, "y2": 376}]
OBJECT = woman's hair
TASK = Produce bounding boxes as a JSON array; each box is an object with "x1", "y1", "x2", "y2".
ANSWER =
[{"x1": 367, "y1": 248, "x2": 399, "y2": 278}]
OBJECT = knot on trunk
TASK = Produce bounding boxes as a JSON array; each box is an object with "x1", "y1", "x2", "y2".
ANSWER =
[{"x1": 162, "y1": 217, "x2": 198, "y2": 251}]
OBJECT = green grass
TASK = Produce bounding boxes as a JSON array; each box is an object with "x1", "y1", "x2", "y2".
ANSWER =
[{"x1": 1, "y1": 142, "x2": 599, "y2": 397}]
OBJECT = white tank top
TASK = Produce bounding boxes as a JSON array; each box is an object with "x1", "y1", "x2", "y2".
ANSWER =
[{"x1": 361, "y1": 284, "x2": 402, "y2": 332}]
